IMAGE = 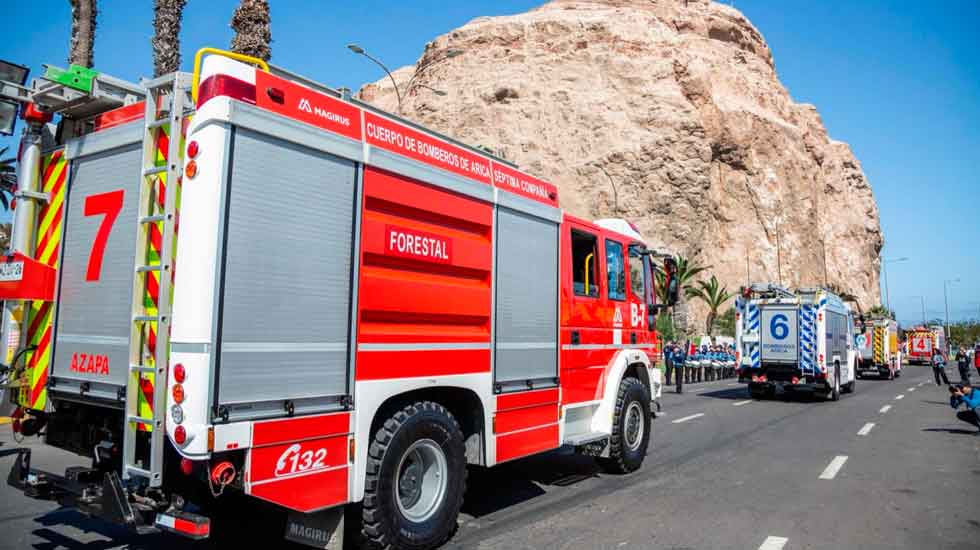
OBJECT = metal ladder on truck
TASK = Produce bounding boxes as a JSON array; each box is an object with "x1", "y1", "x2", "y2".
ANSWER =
[{"x1": 122, "y1": 72, "x2": 194, "y2": 487}]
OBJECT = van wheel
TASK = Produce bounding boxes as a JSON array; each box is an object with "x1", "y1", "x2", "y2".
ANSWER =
[
  {"x1": 362, "y1": 402, "x2": 466, "y2": 550},
  {"x1": 599, "y1": 377, "x2": 651, "y2": 474},
  {"x1": 830, "y1": 365, "x2": 841, "y2": 401}
]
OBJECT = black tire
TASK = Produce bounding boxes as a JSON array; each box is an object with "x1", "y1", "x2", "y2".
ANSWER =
[
  {"x1": 599, "y1": 377, "x2": 651, "y2": 474},
  {"x1": 830, "y1": 364, "x2": 841, "y2": 401},
  {"x1": 749, "y1": 383, "x2": 767, "y2": 400},
  {"x1": 362, "y1": 401, "x2": 466, "y2": 550}
]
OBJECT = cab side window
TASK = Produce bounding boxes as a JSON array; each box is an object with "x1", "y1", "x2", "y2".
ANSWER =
[
  {"x1": 571, "y1": 230, "x2": 599, "y2": 297},
  {"x1": 628, "y1": 245, "x2": 646, "y2": 301},
  {"x1": 605, "y1": 239, "x2": 625, "y2": 301}
]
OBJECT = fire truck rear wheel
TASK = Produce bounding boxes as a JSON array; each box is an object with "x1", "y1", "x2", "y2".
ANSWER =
[
  {"x1": 599, "y1": 376, "x2": 651, "y2": 474},
  {"x1": 362, "y1": 401, "x2": 466, "y2": 550}
]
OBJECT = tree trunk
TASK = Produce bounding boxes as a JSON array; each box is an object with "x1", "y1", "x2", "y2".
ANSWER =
[
  {"x1": 68, "y1": 0, "x2": 98, "y2": 68},
  {"x1": 229, "y1": 0, "x2": 272, "y2": 61},
  {"x1": 673, "y1": 298, "x2": 690, "y2": 337},
  {"x1": 706, "y1": 311, "x2": 715, "y2": 335},
  {"x1": 152, "y1": 0, "x2": 187, "y2": 76}
]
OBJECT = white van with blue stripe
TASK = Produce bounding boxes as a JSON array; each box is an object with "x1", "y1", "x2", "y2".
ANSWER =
[{"x1": 735, "y1": 284, "x2": 857, "y2": 401}]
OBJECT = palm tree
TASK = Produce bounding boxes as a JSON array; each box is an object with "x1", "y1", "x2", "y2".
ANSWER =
[
  {"x1": 68, "y1": 0, "x2": 98, "y2": 67},
  {"x1": 686, "y1": 275, "x2": 734, "y2": 335},
  {"x1": 230, "y1": 0, "x2": 272, "y2": 61},
  {"x1": 151, "y1": 0, "x2": 187, "y2": 76},
  {"x1": 0, "y1": 148, "x2": 17, "y2": 210}
]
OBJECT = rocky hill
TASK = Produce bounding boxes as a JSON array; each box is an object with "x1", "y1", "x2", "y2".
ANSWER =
[{"x1": 357, "y1": 0, "x2": 883, "y2": 330}]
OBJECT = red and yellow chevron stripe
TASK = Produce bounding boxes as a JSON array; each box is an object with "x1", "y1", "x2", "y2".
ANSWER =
[
  {"x1": 135, "y1": 118, "x2": 185, "y2": 430},
  {"x1": 18, "y1": 149, "x2": 68, "y2": 411}
]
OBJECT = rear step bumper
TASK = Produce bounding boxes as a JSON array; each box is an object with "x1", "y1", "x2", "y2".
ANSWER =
[{"x1": 6, "y1": 448, "x2": 209, "y2": 540}]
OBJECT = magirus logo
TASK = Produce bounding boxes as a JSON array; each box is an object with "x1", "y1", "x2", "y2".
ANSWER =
[{"x1": 296, "y1": 97, "x2": 351, "y2": 126}]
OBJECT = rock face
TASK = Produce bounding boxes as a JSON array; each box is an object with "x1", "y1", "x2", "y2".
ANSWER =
[{"x1": 357, "y1": 0, "x2": 883, "y2": 329}]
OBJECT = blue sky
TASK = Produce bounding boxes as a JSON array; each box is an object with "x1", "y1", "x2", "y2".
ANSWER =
[{"x1": 1, "y1": 0, "x2": 977, "y2": 324}]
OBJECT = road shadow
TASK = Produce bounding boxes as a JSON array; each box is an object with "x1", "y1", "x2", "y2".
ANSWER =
[
  {"x1": 462, "y1": 449, "x2": 600, "y2": 517},
  {"x1": 921, "y1": 428, "x2": 979, "y2": 436},
  {"x1": 921, "y1": 400, "x2": 950, "y2": 406},
  {"x1": 0, "y1": 446, "x2": 27, "y2": 458},
  {"x1": 696, "y1": 387, "x2": 749, "y2": 400}
]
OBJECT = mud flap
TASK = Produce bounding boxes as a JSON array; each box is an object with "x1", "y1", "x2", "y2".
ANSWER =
[{"x1": 284, "y1": 507, "x2": 344, "y2": 549}]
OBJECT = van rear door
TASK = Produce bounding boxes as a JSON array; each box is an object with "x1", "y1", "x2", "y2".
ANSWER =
[{"x1": 759, "y1": 305, "x2": 798, "y2": 366}]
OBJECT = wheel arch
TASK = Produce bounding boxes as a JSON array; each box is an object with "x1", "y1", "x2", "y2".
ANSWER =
[
  {"x1": 591, "y1": 350, "x2": 654, "y2": 434},
  {"x1": 368, "y1": 385, "x2": 487, "y2": 467}
]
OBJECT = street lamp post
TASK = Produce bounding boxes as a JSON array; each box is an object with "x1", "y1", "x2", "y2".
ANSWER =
[
  {"x1": 909, "y1": 295, "x2": 926, "y2": 325},
  {"x1": 347, "y1": 43, "x2": 403, "y2": 113},
  {"x1": 943, "y1": 278, "x2": 959, "y2": 351},
  {"x1": 881, "y1": 257, "x2": 908, "y2": 312},
  {"x1": 348, "y1": 45, "x2": 460, "y2": 114}
]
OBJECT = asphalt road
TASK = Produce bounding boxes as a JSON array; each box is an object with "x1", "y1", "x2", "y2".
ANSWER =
[{"x1": 1, "y1": 365, "x2": 977, "y2": 550}]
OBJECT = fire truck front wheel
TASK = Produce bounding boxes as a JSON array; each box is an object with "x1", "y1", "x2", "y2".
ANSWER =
[
  {"x1": 362, "y1": 401, "x2": 466, "y2": 550},
  {"x1": 599, "y1": 377, "x2": 651, "y2": 474}
]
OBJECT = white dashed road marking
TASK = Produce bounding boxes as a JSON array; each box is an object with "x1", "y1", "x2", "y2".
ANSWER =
[
  {"x1": 908, "y1": 387, "x2": 916, "y2": 392},
  {"x1": 819, "y1": 455, "x2": 848, "y2": 480},
  {"x1": 672, "y1": 413, "x2": 705, "y2": 424},
  {"x1": 895, "y1": 394, "x2": 904, "y2": 400},
  {"x1": 857, "y1": 422, "x2": 875, "y2": 436},
  {"x1": 879, "y1": 405, "x2": 891, "y2": 413},
  {"x1": 733, "y1": 400, "x2": 753, "y2": 407},
  {"x1": 759, "y1": 536, "x2": 789, "y2": 550}
]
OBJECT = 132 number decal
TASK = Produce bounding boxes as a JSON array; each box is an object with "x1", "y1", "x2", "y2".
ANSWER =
[
  {"x1": 82, "y1": 189, "x2": 125, "y2": 281},
  {"x1": 274, "y1": 443, "x2": 328, "y2": 477}
]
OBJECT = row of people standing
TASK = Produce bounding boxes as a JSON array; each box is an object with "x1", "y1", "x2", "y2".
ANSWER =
[{"x1": 663, "y1": 341, "x2": 738, "y2": 393}]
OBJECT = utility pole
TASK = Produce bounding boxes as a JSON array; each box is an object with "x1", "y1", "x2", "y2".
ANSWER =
[
  {"x1": 745, "y1": 247, "x2": 750, "y2": 287},
  {"x1": 821, "y1": 239, "x2": 828, "y2": 287},
  {"x1": 775, "y1": 219, "x2": 782, "y2": 286},
  {"x1": 881, "y1": 257, "x2": 908, "y2": 311},
  {"x1": 944, "y1": 278, "x2": 959, "y2": 352}
]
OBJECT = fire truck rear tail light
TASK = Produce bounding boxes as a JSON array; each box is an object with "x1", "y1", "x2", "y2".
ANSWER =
[
  {"x1": 186, "y1": 141, "x2": 199, "y2": 159},
  {"x1": 180, "y1": 457, "x2": 195, "y2": 475},
  {"x1": 171, "y1": 404, "x2": 184, "y2": 424},
  {"x1": 348, "y1": 438, "x2": 355, "y2": 463},
  {"x1": 155, "y1": 510, "x2": 211, "y2": 540},
  {"x1": 174, "y1": 425, "x2": 187, "y2": 445},
  {"x1": 207, "y1": 427, "x2": 215, "y2": 452},
  {"x1": 173, "y1": 363, "x2": 186, "y2": 383},
  {"x1": 185, "y1": 160, "x2": 198, "y2": 179},
  {"x1": 172, "y1": 384, "x2": 185, "y2": 404},
  {"x1": 196, "y1": 74, "x2": 257, "y2": 108}
]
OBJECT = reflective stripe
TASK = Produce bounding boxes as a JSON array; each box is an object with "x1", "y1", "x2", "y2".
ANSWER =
[
  {"x1": 560, "y1": 343, "x2": 650, "y2": 350},
  {"x1": 223, "y1": 342, "x2": 347, "y2": 353},
  {"x1": 171, "y1": 342, "x2": 210, "y2": 354},
  {"x1": 357, "y1": 342, "x2": 490, "y2": 352},
  {"x1": 57, "y1": 334, "x2": 129, "y2": 346},
  {"x1": 496, "y1": 342, "x2": 556, "y2": 350}
]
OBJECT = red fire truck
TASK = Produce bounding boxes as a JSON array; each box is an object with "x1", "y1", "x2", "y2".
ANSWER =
[
  {"x1": 906, "y1": 325, "x2": 945, "y2": 365},
  {"x1": 2, "y1": 49, "x2": 675, "y2": 549}
]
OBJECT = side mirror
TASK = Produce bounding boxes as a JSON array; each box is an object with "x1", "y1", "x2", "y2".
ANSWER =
[{"x1": 664, "y1": 257, "x2": 680, "y2": 306}]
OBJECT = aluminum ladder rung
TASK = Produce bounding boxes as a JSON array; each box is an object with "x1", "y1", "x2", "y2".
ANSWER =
[
  {"x1": 133, "y1": 315, "x2": 158, "y2": 323},
  {"x1": 139, "y1": 214, "x2": 166, "y2": 224},
  {"x1": 129, "y1": 364, "x2": 155, "y2": 374},
  {"x1": 128, "y1": 415, "x2": 154, "y2": 425},
  {"x1": 146, "y1": 118, "x2": 169, "y2": 130},
  {"x1": 136, "y1": 264, "x2": 162, "y2": 273},
  {"x1": 124, "y1": 465, "x2": 152, "y2": 479},
  {"x1": 142, "y1": 166, "x2": 167, "y2": 177}
]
